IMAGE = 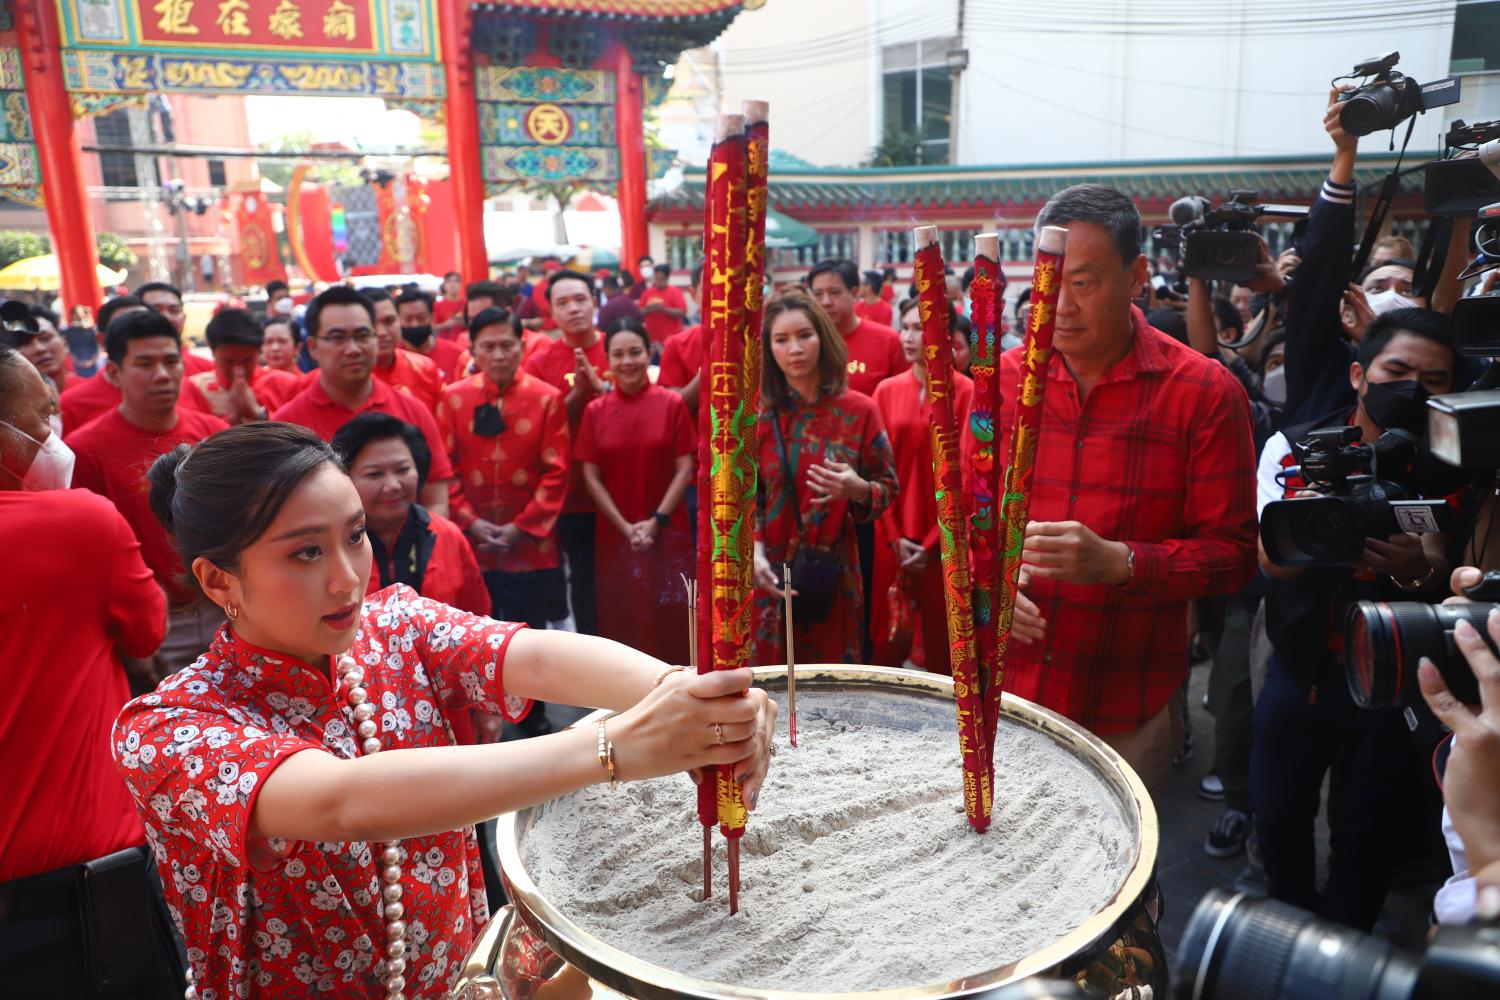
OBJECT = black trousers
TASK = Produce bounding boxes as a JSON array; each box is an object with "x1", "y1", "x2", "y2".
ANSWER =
[
  {"x1": 1207, "y1": 593, "x2": 1257, "y2": 814},
  {"x1": 1250, "y1": 654, "x2": 1423, "y2": 930},
  {"x1": 0, "y1": 846, "x2": 186, "y2": 1000},
  {"x1": 556, "y1": 512, "x2": 598, "y2": 636}
]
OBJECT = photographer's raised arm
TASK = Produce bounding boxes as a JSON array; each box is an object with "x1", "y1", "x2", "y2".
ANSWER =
[{"x1": 1282, "y1": 87, "x2": 1361, "y2": 427}]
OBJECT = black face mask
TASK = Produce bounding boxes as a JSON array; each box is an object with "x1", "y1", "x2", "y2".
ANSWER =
[
  {"x1": 1361, "y1": 378, "x2": 1431, "y2": 434},
  {"x1": 401, "y1": 325, "x2": 433, "y2": 347}
]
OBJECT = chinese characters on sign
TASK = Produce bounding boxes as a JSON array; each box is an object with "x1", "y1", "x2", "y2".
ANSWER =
[{"x1": 140, "y1": 0, "x2": 374, "y2": 50}]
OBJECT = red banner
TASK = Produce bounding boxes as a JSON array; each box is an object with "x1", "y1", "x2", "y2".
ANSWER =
[
  {"x1": 136, "y1": 0, "x2": 377, "y2": 53},
  {"x1": 233, "y1": 191, "x2": 286, "y2": 286},
  {"x1": 294, "y1": 184, "x2": 339, "y2": 281},
  {"x1": 415, "y1": 176, "x2": 458, "y2": 279}
]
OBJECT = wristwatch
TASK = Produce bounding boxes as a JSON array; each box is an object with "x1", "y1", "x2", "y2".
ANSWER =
[{"x1": 652, "y1": 511, "x2": 671, "y2": 528}]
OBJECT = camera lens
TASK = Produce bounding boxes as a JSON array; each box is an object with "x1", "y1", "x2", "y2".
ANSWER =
[
  {"x1": 1345, "y1": 601, "x2": 1496, "y2": 708},
  {"x1": 1339, "y1": 84, "x2": 1399, "y2": 137},
  {"x1": 1176, "y1": 890, "x2": 1421, "y2": 1000},
  {"x1": 1285, "y1": 497, "x2": 1361, "y2": 564}
]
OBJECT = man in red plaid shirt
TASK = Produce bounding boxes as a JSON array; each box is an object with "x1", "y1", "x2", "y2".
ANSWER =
[{"x1": 1000, "y1": 185, "x2": 1259, "y2": 797}]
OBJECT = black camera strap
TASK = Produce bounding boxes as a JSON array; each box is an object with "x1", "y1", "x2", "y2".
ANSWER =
[
  {"x1": 1350, "y1": 114, "x2": 1420, "y2": 279},
  {"x1": 1412, "y1": 214, "x2": 1451, "y2": 302}
]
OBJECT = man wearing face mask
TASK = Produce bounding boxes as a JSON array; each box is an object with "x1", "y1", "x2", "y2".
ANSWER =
[
  {"x1": 0, "y1": 344, "x2": 187, "y2": 997},
  {"x1": 1251, "y1": 306, "x2": 1457, "y2": 931},
  {"x1": 395, "y1": 288, "x2": 468, "y2": 384},
  {"x1": 364, "y1": 287, "x2": 445, "y2": 415}
]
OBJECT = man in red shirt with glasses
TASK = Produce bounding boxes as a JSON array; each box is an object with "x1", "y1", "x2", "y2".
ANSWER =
[{"x1": 994, "y1": 184, "x2": 1258, "y2": 798}]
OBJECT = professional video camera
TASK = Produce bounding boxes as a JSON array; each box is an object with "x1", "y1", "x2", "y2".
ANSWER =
[
  {"x1": 1344, "y1": 570, "x2": 1500, "y2": 709},
  {"x1": 1175, "y1": 889, "x2": 1500, "y2": 1000},
  {"x1": 1425, "y1": 119, "x2": 1500, "y2": 218},
  {"x1": 1333, "y1": 51, "x2": 1460, "y2": 138},
  {"x1": 1151, "y1": 191, "x2": 1307, "y2": 285},
  {"x1": 1259, "y1": 426, "x2": 1451, "y2": 568},
  {"x1": 1443, "y1": 201, "x2": 1500, "y2": 362}
]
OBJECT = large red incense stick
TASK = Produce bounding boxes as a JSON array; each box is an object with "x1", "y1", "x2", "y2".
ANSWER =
[
  {"x1": 967, "y1": 234, "x2": 1003, "y2": 755},
  {"x1": 987, "y1": 225, "x2": 1069, "y2": 766},
  {"x1": 913, "y1": 225, "x2": 991, "y2": 833},
  {"x1": 699, "y1": 111, "x2": 757, "y2": 914}
]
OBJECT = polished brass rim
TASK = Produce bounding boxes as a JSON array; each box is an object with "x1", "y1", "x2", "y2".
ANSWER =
[{"x1": 494, "y1": 664, "x2": 1160, "y2": 1000}]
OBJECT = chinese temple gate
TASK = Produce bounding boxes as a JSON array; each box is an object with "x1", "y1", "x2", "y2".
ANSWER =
[{"x1": 7, "y1": 0, "x2": 745, "y2": 312}]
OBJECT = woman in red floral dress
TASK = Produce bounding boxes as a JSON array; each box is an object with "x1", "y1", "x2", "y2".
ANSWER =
[
  {"x1": 112, "y1": 423, "x2": 776, "y2": 999},
  {"x1": 751, "y1": 291, "x2": 897, "y2": 667}
]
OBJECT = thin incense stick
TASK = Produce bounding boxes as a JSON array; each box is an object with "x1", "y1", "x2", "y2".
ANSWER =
[{"x1": 782, "y1": 561, "x2": 797, "y2": 748}]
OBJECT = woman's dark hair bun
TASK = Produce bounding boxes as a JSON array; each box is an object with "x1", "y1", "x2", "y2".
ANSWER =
[
  {"x1": 147, "y1": 443, "x2": 192, "y2": 536},
  {"x1": 148, "y1": 423, "x2": 342, "y2": 597}
]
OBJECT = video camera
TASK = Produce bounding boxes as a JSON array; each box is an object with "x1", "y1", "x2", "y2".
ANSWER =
[
  {"x1": 1425, "y1": 118, "x2": 1500, "y2": 218},
  {"x1": 1259, "y1": 426, "x2": 1452, "y2": 568},
  {"x1": 1151, "y1": 191, "x2": 1308, "y2": 285},
  {"x1": 1333, "y1": 51, "x2": 1461, "y2": 138},
  {"x1": 1176, "y1": 889, "x2": 1500, "y2": 1000}
]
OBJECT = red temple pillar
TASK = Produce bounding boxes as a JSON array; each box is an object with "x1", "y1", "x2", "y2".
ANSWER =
[
  {"x1": 16, "y1": 0, "x2": 101, "y2": 315},
  {"x1": 439, "y1": 0, "x2": 489, "y2": 282},
  {"x1": 613, "y1": 45, "x2": 648, "y2": 270}
]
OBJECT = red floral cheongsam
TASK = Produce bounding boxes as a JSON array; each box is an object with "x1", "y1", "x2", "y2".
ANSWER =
[{"x1": 112, "y1": 586, "x2": 530, "y2": 999}]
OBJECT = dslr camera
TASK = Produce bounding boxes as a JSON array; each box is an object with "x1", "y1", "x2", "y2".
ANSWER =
[
  {"x1": 1176, "y1": 889, "x2": 1500, "y2": 1000},
  {"x1": 1334, "y1": 51, "x2": 1460, "y2": 138},
  {"x1": 1153, "y1": 191, "x2": 1307, "y2": 284},
  {"x1": 1259, "y1": 426, "x2": 1450, "y2": 568},
  {"x1": 1345, "y1": 570, "x2": 1500, "y2": 710}
]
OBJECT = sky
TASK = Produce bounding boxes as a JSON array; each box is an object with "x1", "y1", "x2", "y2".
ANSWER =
[{"x1": 243, "y1": 96, "x2": 423, "y2": 150}]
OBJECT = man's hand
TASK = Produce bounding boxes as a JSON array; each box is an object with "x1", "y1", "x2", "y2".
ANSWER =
[
  {"x1": 1342, "y1": 283, "x2": 1375, "y2": 343},
  {"x1": 1246, "y1": 238, "x2": 1286, "y2": 295},
  {"x1": 573, "y1": 348, "x2": 604, "y2": 396},
  {"x1": 1276, "y1": 248, "x2": 1302, "y2": 280},
  {"x1": 1418, "y1": 602, "x2": 1500, "y2": 874},
  {"x1": 1022, "y1": 521, "x2": 1132, "y2": 586},
  {"x1": 1324, "y1": 86, "x2": 1358, "y2": 155},
  {"x1": 226, "y1": 367, "x2": 263, "y2": 424},
  {"x1": 753, "y1": 549, "x2": 790, "y2": 599},
  {"x1": 896, "y1": 537, "x2": 929, "y2": 574},
  {"x1": 1009, "y1": 565, "x2": 1047, "y2": 644},
  {"x1": 1362, "y1": 532, "x2": 1429, "y2": 583}
]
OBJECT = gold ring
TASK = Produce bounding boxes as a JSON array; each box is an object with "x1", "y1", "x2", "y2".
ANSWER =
[{"x1": 714, "y1": 723, "x2": 724, "y2": 745}]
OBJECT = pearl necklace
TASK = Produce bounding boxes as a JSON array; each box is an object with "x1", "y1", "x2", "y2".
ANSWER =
[{"x1": 338, "y1": 653, "x2": 410, "y2": 1000}]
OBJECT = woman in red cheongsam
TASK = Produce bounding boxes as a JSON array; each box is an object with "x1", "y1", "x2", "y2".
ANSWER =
[
  {"x1": 752, "y1": 291, "x2": 897, "y2": 667},
  {"x1": 869, "y1": 298, "x2": 973, "y2": 673},
  {"x1": 577, "y1": 318, "x2": 696, "y2": 663},
  {"x1": 111, "y1": 423, "x2": 775, "y2": 999}
]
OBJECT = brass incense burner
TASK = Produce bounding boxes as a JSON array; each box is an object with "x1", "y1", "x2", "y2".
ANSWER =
[{"x1": 454, "y1": 666, "x2": 1166, "y2": 999}]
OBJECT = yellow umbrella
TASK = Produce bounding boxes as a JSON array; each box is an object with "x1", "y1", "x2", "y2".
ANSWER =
[{"x1": 0, "y1": 254, "x2": 126, "y2": 291}]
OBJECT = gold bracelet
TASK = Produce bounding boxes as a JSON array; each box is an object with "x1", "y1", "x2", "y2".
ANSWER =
[
  {"x1": 653, "y1": 665, "x2": 686, "y2": 689},
  {"x1": 595, "y1": 719, "x2": 617, "y2": 791}
]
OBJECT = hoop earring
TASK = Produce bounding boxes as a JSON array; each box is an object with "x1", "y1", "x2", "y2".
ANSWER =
[{"x1": 224, "y1": 601, "x2": 239, "y2": 622}]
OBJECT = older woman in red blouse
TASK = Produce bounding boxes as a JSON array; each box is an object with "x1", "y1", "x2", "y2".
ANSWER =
[
  {"x1": 577, "y1": 318, "x2": 696, "y2": 662},
  {"x1": 870, "y1": 298, "x2": 972, "y2": 673}
]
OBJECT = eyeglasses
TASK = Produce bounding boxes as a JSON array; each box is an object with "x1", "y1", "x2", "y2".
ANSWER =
[{"x1": 317, "y1": 330, "x2": 376, "y2": 348}]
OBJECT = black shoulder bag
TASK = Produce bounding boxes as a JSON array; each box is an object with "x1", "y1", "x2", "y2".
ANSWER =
[{"x1": 771, "y1": 408, "x2": 842, "y2": 624}]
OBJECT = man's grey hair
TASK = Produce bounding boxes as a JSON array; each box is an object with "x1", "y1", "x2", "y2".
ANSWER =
[{"x1": 1035, "y1": 184, "x2": 1143, "y2": 266}]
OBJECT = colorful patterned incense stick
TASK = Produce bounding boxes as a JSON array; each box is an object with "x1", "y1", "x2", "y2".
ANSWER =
[
  {"x1": 913, "y1": 225, "x2": 992, "y2": 834},
  {"x1": 967, "y1": 234, "x2": 1003, "y2": 754},
  {"x1": 988, "y1": 225, "x2": 1069, "y2": 771},
  {"x1": 697, "y1": 107, "x2": 767, "y2": 914}
]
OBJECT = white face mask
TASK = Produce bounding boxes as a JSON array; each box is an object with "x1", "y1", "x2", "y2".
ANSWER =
[
  {"x1": 48, "y1": 413, "x2": 63, "y2": 438},
  {"x1": 1, "y1": 419, "x2": 75, "y2": 491},
  {"x1": 1365, "y1": 287, "x2": 1416, "y2": 317},
  {"x1": 272, "y1": 297, "x2": 295, "y2": 316},
  {"x1": 1261, "y1": 366, "x2": 1287, "y2": 406}
]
